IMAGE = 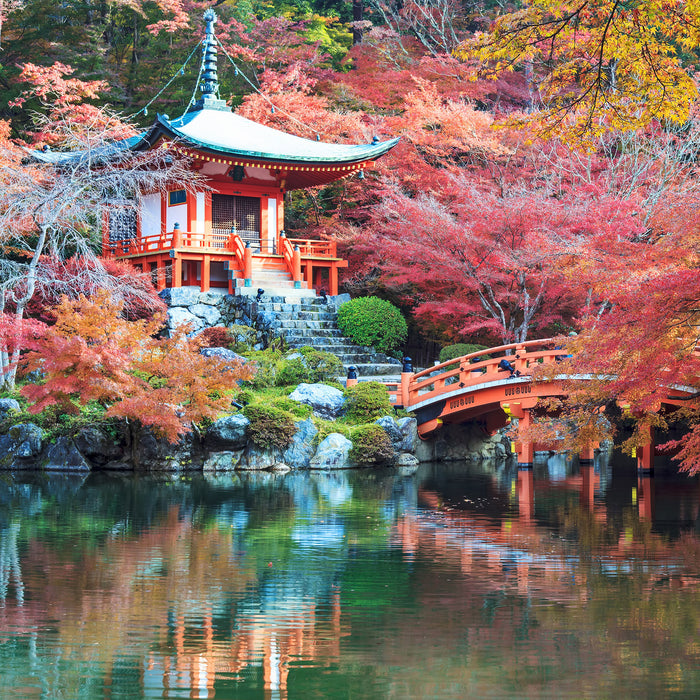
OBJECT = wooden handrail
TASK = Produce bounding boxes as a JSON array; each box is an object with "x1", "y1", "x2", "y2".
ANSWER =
[
  {"x1": 287, "y1": 237, "x2": 337, "y2": 257},
  {"x1": 407, "y1": 338, "x2": 564, "y2": 408}
]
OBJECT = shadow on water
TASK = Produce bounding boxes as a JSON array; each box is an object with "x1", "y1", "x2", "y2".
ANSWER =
[{"x1": 0, "y1": 454, "x2": 699, "y2": 698}]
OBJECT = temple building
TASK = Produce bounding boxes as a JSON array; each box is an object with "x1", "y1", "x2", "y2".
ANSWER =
[{"x1": 39, "y1": 9, "x2": 397, "y2": 298}]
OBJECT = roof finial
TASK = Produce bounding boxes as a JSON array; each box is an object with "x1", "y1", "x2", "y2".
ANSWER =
[{"x1": 190, "y1": 9, "x2": 230, "y2": 112}]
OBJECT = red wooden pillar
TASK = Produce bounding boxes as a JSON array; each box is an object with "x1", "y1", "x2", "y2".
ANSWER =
[
  {"x1": 515, "y1": 409, "x2": 534, "y2": 467},
  {"x1": 243, "y1": 243, "x2": 252, "y2": 285},
  {"x1": 637, "y1": 424, "x2": 655, "y2": 473},
  {"x1": 579, "y1": 444, "x2": 596, "y2": 465},
  {"x1": 329, "y1": 265, "x2": 339, "y2": 296},
  {"x1": 173, "y1": 255, "x2": 182, "y2": 288},
  {"x1": 201, "y1": 254, "x2": 211, "y2": 292},
  {"x1": 292, "y1": 245, "x2": 302, "y2": 288}
]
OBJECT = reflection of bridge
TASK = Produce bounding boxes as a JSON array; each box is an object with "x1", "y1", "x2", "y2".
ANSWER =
[{"x1": 387, "y1": 339, "x2": 697, "y2": 469}]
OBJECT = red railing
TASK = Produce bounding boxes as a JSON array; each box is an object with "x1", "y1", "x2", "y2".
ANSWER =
[
  {"x1": 287, "y1": 238, "x2": 337, "y2": 257},
  {"x1": 403, "y1": 339, "x2": 564, "y2": 409}
]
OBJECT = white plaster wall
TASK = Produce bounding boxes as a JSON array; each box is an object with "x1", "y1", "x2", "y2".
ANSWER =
[
  {"x1": 140, "y1": 193, "x2": 161, "y2": 238},
  {"x1": 166, "y1": 203, "x2": 187, "y2": 233},
  {"x1": 195, "y1": 192, "x2": 206, "y2": 233}
]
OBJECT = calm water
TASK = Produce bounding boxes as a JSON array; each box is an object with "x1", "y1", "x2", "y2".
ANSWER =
[{"x1": 1, "y1": 455, "x2": 699, "y2": 699}]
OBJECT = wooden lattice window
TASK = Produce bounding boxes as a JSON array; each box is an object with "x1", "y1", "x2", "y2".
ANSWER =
[
  {"x1": 108, "y1": 208, "x2": 137, "y2": 243},
  {"x1": 212, "y1": 194, "x2": 260, "y2": 248}
]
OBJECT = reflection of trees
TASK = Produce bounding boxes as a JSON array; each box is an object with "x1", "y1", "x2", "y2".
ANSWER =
[
  {"x1": 0, "y1": 466, "x2": 699, "y2": 698},
  {"x1": 0, "y1": 522, "x2": 23, "y2": 606}
]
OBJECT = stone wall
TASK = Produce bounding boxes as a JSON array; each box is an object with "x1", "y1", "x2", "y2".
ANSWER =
[{"x1": 0, "y1": 395, "x2": 512, "y2": 472}]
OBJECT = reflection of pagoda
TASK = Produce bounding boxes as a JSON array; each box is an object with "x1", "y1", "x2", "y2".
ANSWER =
[{"x1": 100, "y1": 10, "x2": 398, "y2": 296}]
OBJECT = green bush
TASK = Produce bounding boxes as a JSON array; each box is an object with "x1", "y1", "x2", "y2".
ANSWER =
[
  {"x1": 349, "y1": 424, "x2": 395, "y2": 466},
  {"x1": 337, "y1": 297, "x2": 407, "y2": 355},
  {"x1": 344, "y1": 381, "x2": 393, "y2": 422},
  {"x1": 242, "y1": 404, "x2": 297, "y2": 450},
  {"x1": 244, "y1": 350, "x2": 282, "y2": 389},
  {"x1": 275, "y1": 347, "x2": 343, "y2": 386},
  {"x1": 229, "y1": 324, "x2": 257, "y2": 353},
  {"x1": 439, "y1": 343, "x2": 489, "y2": 364}
]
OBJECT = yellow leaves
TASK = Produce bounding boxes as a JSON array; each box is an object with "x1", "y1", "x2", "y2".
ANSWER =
[{"x1": 459, "y1": 0, "x2": 700, "y2": 145}]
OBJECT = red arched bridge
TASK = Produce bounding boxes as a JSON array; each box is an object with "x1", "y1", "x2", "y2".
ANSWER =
[{"x1": 367, "y1": 339, "x2": 697, "y2": 470}]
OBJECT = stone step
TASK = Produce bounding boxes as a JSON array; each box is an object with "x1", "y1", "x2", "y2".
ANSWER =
[
  {"x1": 235, "y1": 286, "x2": 316, "y2": 299},
  {"x1": 283, "y1": 329, "x2": 344, "y2": 339},
  {"x1": 342, "y1": 363, "x2": 404, "y2": 377},
  {"x1": 265, "y1": 310, "x2": 338, "y2": 321}
]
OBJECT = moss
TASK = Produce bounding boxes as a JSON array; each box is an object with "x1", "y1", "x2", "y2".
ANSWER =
[
  {"x1": 275, "y1": 347, "x2": 344, "y2": 387},
  {"x1": 344, "y1": 382, "x2": 394, "y2": 422},
  {"x1": 349, "y1": 424, "x2": 395, "y2": 466},
  {"x1": 242, "y1": 404, "x2": 297, "y2": 451}
]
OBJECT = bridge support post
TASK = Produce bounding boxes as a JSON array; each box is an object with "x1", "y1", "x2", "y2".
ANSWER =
[
  {"x1": 636, "y1": 425, "x2": 655, "y2": 473},
  {"x1": 579, "y1": 444, "x2": 596, "y2": 465},
  {"x1": 400, "y1": 356, "x2": 413, "y2": 409},
  {"x1": 515, "y1": 409, "x2": 534, "y2": 467}
]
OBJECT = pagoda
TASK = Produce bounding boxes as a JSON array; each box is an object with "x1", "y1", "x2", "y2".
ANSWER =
[{"x1": 87, "y1": 10, "x2": 397, "y2": 297}]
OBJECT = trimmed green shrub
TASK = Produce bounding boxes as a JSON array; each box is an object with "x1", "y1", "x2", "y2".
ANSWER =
[
  {"x1": 349, "y1": 424, "x2": 396, "y2": 466},
  {"x1": 439, "y1": 343, "x2": 489, "y2": 364},
  {"x1": 275, "y1": 347, "x2": 343, "y2": 386},
  {"x1": 337, "y1": 297, "x2": 407, "y2": 355},
  {"x1": 242, "y1": 404, "x2": 297, "y2": 450},
  {"x1": 344, "y1": 381, "x2": 393, "y2": 422}
]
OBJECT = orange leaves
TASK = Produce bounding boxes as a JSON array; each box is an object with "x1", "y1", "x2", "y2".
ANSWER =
[
  {"x1": 20, "y1": 293, "x2": 253, "y2": 443},
  {"x1": 461, "y1": 0, "x2": 700, "y2": 143}
]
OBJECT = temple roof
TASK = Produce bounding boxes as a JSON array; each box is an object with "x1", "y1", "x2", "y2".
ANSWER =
[
  {"x1": 31, "y1": 9, "x2": 398, "y2": 189},
  {"x1": 148, "y1": 110, "x2": 398, "y2": 166}
]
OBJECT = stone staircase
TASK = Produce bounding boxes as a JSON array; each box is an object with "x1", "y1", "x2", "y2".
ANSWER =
[
  {"x1": 232, "y1": 256, "x2": 316, "y2": 300},
  {"x1": 242, "y1": 293, "x2": 403, "y2": 382}
]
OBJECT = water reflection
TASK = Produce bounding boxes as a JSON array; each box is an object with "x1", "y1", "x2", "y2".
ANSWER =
[{"x1": 0, "y1": 458, "x2": 698, "y2": 699}]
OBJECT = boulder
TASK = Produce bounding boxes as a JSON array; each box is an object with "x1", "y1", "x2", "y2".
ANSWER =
[
  {"x1": 397, "y1": 417, "x2": 418, "y2": 453},
  {"x1": 43, "y1": 437, "x2": 91, "y2": 471},
  {"x1": 130, "y1": 425, "x2": 202, "y2": 471},
  {"x1": 240, "y1": 445, "x2": 283, "y2": 470},
  {"x1": 167, "y1": 307, "x2": 204, "y2": 332},
  {"x1": 203, "y1": 450, "x2": 245, "y2": 471},
  {"x1": 0, "y1": 422, "x2": 43, "y2": 468},
  {"x1": 159, "y1": 286, "x2": 202, "y2": 307},
  {"x1": 190, "y1": 303, "x2": 222, "y2": 326},
  {"x1": 204, "y1": 414, "x2": 250, "y2": 450},
  {"x1": 0, "y1": 398, "x2": 20, "y2": 421},
  {"x1": 310, "y1": 433, "x2": 353, "y2": 469},
  {"x1": 200, "y1": 347, "x2": 248, "y2": 366},
  {"x1": 74, "y1": 425, "x2": 126, "y2": 466},
  {"x1": 289, "y1": 383, "x2": 345, "y2": 420},
  {"x1": 281, "y1": 418, "x2": 318, "y2": 469},
  {"x1": 396, "y1": 452, "x2": 419, "y2": 467},
  {"x1": 198, "y1": 290, "x2": 225, "y2": 306},
  {"x1": 375, "y1": 416, "x2": 417, "y2": 454}
]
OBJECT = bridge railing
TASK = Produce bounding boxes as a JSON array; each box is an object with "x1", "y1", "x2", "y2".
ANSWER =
[{"x1": 406, "y1": 338, "x2": 563, "y2": 408}]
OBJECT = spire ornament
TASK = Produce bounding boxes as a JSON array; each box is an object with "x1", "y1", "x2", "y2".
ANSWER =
[{"x1": 190, "y1": 9, "x2": 230, "y2": 112}]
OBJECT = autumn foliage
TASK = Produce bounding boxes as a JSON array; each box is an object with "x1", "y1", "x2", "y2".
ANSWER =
[{"x1": 20, "y1": 293, "x2": 253, "y2": 442}]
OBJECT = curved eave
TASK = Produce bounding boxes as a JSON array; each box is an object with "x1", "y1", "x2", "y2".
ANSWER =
[
  {"x1": 148, "y1": 111, "x2": 399, "y2": 166},
  {"x1": 28, "y1": 133, "x2": 148, "y2": 164}
]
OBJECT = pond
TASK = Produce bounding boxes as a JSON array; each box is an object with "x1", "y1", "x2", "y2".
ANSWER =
[{"x1": 1, "y1": 453, "x2": 699, "y2": 699}]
